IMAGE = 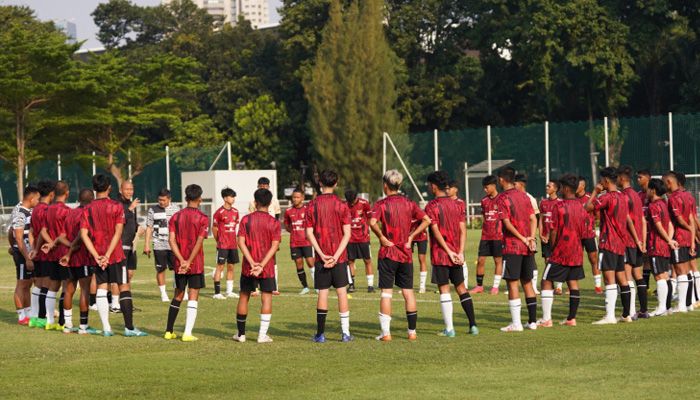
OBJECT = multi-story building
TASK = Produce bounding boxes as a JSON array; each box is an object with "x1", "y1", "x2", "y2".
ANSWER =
[{"x1": 162, "y1": 0, "x2": 269, "y2": 29}]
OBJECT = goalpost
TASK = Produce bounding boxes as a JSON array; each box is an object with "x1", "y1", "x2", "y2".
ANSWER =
[{"x1": 382, "y1": 132, "x2": 425, "y2": 203}]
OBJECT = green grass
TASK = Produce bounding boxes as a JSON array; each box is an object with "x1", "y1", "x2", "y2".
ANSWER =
[{"x1": 0, "y1": 230, "x2": 698, "y2": 399}]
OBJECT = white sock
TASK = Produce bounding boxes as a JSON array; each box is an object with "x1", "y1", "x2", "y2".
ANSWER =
[
  {"x1": 159, "y1": 285, "x2": 167, "y2": 298},
  {"x1": 45, "y1": 290, "x2": 57, "y2": 324},
  {"x1": 30, "y1": 287, "x2": 40, "y2": 318},
  {"x1": 439, "y1": 293, "x2": 454, "y2": 331},
  {"x1": 111, "y1": 294, "x2": 120, "y2": 309},
  {"x1": 379, "y1": 313, "x2": 391, "y2": 336},
  {"x1": 594, "y1": 274, "x2": 602, "y2": 288},
  {"x1": 677, "y1": 275, "x2": 689, "y2": 311},
  {"x1": 183, "y1": 291, "x2": 189, "y2": 301},
  {"x1": 509, "y1": 299, "x2": 522, "y2": 327},
  {"x1": 493, "y1": 275, "x2": 502, "y2": 289},
  {"x1": 184, "y1": 300, "x2": 198, "y2": 336},
  {"x1": 339, "y1": 311, "x2": 350, "y2": 335},
  {"x1": 462, "y1": 264, "x2": 469, "y2": 288},
  {"x1": 226, "y1": 280, "x2": 234, "y2": 294},
  {"x1": 532, "y1": 269, "x2": 539, "y2": 290},
  {"x1": 656, "y1": 279, "x2": 668, "y2": 312},
  {"x1": 628, "y1": 280, "x2": 636, "y2": 315},
  {"x1": 419, "y1": 271, "x2": 427, "y2": 289},
  {"x1": 367, "y1": 274, "x2": 375, "y2": 288},
  {"x1": 694, "y1": 272, "x2": 700, "y2": 301},
  {"x1": 259, "y1": 313, "x2": 271, "y2": 337},
  {"x1": 96, "y1": 288, "x2": 111, "y2": 332},
  {"x1": 555, "y1": 282, "x2": 563, "y2": 290},
  {"x1": 17, "y1": 308, "x2": 25, "y2": 320},
  {"x1": 541, "y1": 290, "x2": 554, "y2": 321},
  {"x1": 605, "y1": 284, "x2": 617, "y2": 319},
  {"x1": 63, "y1": 308, "x2": 73, "y2": 329},
  {"x1": 309, "y1": 267, "x2": 315, "y2": 283},
  {"x1": 24, "y1": 307, "x2": 31, "y2": 319},
  {"x1": 671, "y1": 278, "x2": 677, "y2": 296}
]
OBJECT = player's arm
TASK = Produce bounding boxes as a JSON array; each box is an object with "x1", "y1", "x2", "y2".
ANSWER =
[
  {"x1": 104, "y1": 223, "x2": 123, "y2": 262},
  {"x1": 144, "y1": 209, "x2": 154, "y2": 255},
  {"x1": 429, "y1": 223, "x2": 458, "y2": 261},
  {"x1": 458, "y1": 220, "x2": 467, "y2": 257},
  {"x1": 305, "y1": 227, "x2": 326, "y2": 259},
  {"x1": 626, "y1": 215, "x2": 643, "y2": 251},
  {"x1": 502, "y1": 217, "x2": 528, "y2": 245},
  {"x1": 584, "y1": 185, "x2": 603, "y2": 212},
  {"x1": 13, "y1": 227, "x2": 33, "y2": 270},
  {"x1": 258, "y1": 239, "x2": 280, "y2": 269},
  {"x1": 538, "y1": 204, "x2": 546, "y2": 242},
  {"x1": 168, "y1": 230, "x2": 186, "y2": 265},
  {"x1": 212, "y1": 222, "x2": 219, "y2": 242},
  {"x1": 332, "y1": 223, "x2": 351, "y2": 263},
  {"x1": 655, "y1": 220, "x2": 678, "y2": 248},
  {"x1": 369, "y1": 217, "x2": 390, "y2": 246},
  {"x1": 690, "y1": 212, "x2": 697, "y2": 254},
  {"x1": 39, "y1": 226, "x2": 55, "y2": 252},
  {"x1": 284, "y1": 213, "x2": 293, "y2": 234},
  {"x1": 237, "y1": 235, "x2": 257, "y2": 268},
  {"x1": 408, "y1": 215, "x2": 431, "y2": 244},
  {"x1": 80, "y1": 227, "x2": 101, "y2": 266}
]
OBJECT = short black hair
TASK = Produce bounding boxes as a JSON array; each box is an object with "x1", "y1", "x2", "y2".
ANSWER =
[
  {"x1": 292, "y1": 187, "x2": 304, "y2": 195},
  {"x1": 221, "y1": 187, "x2": 236, "y2": 198},
  {"x1": 78, "y1": 188, "x2": 94, "y2": 205},
  {"x1": 636, "y1": 169, "x2": 651, "y2": 177},
  {"x1": 448, "y1": 179, "x2": 458, "y2": 188},
  {"x1": 665, "y1": 170, "x2": 685, "y2": 186},
  {"x1": 54, "y1": 180, "x2": 69, "y2": 197},
  {"x1": 92, "y1": 174, "x2": 111, "y2": 193},
  {"x1": 497, "y1": 167, "x2": 515, "y2": 183},
  {"x1": 578, "y1": 176, "x2": 587, "y2": 184},
  {"x1": 559, "y1": 174, "x2": 578, "y2": 192},
  {"x1": 23, "y1": 184, "x2": 39, "y2": 198},
  {"x1": 257, "y1": 177, "x2": 270, "y2": 186},
  {"x1": 37, "y1": 180, "x2": 56, "y2": 197},
  {"x1": 254, "y1": 188, "x2": 272, "y2": 207},
  {"x1": 482, "y1": 175, "x2": 497, "y2": 187},
  {"x1": 648, "y1": 178, "x2": 666, "y2": 196},
  {"x1": 345, "y1": 189, "x2": 357, "y2": 204},
  {"x1": 185, "y1": 184, "x2": 203, "y2": 202},
  {"x1": 514, "y1": 174, "x2": 527, "y2": 184},
  {"x1": 617, "y1": 165, "x2": 633, "y2": 180},
  {"x1": 548, "y1": 179, "x2": 561, "y2": 191},
  {"x1": 319, "y1": 170, "x2": 338, "y2": 187},
  {"x1": 426, "y1": 170, "x2": 450, "y2": 190},
  {"x1": 599, "y1": 167, "x2": 618, "y2": 182},
  {"x1": 158, "y1": 188, "x2": 171, "y2": 198}
]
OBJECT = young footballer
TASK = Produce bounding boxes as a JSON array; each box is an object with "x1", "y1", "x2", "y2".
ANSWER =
[
  {"x1": 411, "y1": 215, "x2": 429, "y2": 293},
  {"x1": 345, "y1": 190, "x2": 374, "y2": 293},
  {"x1": 10, "y1": 185, "x2": 39, "y2": 325},
  {"x1": 284, "y1": 188, "x2": 315, "y2": 294},
  {"x1": 637, "y1": 169, "x2": 653, "y2": 291},
  {"x1": 248, "y1": 177, "x2": 281, "y2": 295},
  {"x1": 576, "y1": 177, "x2": 603, "y2": 294},
  {"x1": 447, "y1": 180, "x2": 469, "y2": 287},
  {"x1": 646, "y1": 178, "x2": 676, "y2": 316},
  {"x1": 471, "y1": 175, "x2": 503, "y2": 295},
  {"x1": 144, "y1": 188, "x2": 180, "y2": 302},
  {"x1": 212, "y1": 188, "x2": 240, "y2": 299},
  {"x1": 514, "y1": 174, "x2": 541, "y2": 294},
  {"x1": 539, "y1": 179, "x2": 562, "y2": 294},
  {"x1": 28, "y1": 180, "x2": 55, "y2": 328}
]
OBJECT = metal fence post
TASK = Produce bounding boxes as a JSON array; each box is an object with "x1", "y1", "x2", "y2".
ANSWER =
[
  {"x1": 91, "y1": 151, "x2": 96, "y2": 175},
  {"x1": 382, "y1": 132, "x2": 387, "y2": 175},
  {"x1": 669, "y1": 112, "x2": 674, "y2": 170},
  {"x1": 434, "y1": 129, "x2": 439, "y2": 171},
  {"x1": 487, "y1": 125, "x2": 492, "y2": 174},
  {"x1": 165, "y1": 145, "x2": 171, "y2": 190},
  {"x1": 227, "y1": 141, "x2": 232, "y2": 170},
  {"x1": 57, "y1": 154, "x2": 62, "y2": 180},
  {"x1": 128, "y1": 149, "x2": 132, "y2": 181},
  {"x1": 604, "y1": 117, "x2": 609, "y2": 167},
  {"x1": 464, "y1": 162, "x2": 470, "y2": 224},
  {"x1": 545, "y1": 121, "x2": 549, "y2": 183}
]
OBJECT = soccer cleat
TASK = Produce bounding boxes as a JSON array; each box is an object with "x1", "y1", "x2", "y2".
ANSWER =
[
  {"x1": 272, "y1": 291, "x2": 280, "y2": 296},
  {"x1": 533, "y1": 288, "x2": 541, "y2": 295},
  {"x1": 649, "y1": 308, "x2": 668, "y2": 317},
  {"x1": 226, "y1": 292, "x2": 240, "y2": 298},
  {"x1": 592, "y1": 317, "x2": 618, "y2": 325},
  {"x1": 89, "y1": 303, "x2": 98, "y2": 311},
  {"x1": 347, "y1": 294, "x2": 353, "y2": 299},
  {"x1": 232, "y1": 334, "x2": 246, "y2": 343},
  {"x1": 124, "y1": 327, "x2": 148, "y2": 337},
  {"x1": 110, "y1": 307, "x2": 122, "y2": 314},
  {"x1": 257, "y1": 334, "x2": 273, "y2": 343},
  {"x1": 554, "y1": 288, "x2": 563, "y2": 296},
  {"x1": 618, "y1": 316, "x2": 633, "y2": 323},
  {"x1": 500, "y1": 323, "x2": 524, "y2": 332},
  {"x1": 368, "y1": 286, "x2": 375, "y2": 293},
  {"x1": 490, "y1": 287, "x2": 499, "y2": 295},
  {"x1": 418, "y1": 287, "x2": 426, "y2": 294},
  {"x1": 594, "y1": 286, "x2": 603, "y2": 295},
  {"x1": 407, "y1": 332, "x2": 417, "y2": 341},
  {"x1": 375, "y1": 334, "x2": 392, "y2": 342},
  {"x1": 469, "y1": 286, "x2": 484, "y2": 294},
  {"x1": 18, "y1": 317, "x2": 29, "y2": 326},
  {"x1": 164, "y1": 331, "x2": 178, "y2": 340},
  {"x1": 78, "y1": 326, "x2": 101, "y2": 335},
  {"x1": 469, "y1": 326, "x2": 479, "y2": 336},
  {"x1": 560, "y1": 318, "x2": 577, "y2": 327},
  {"x1": 341, "y1": 333, "x2": 354, "y2": 342},
  {"x1": 181, "y1": 334, "x2": 198, "y2": 342},
  {"x1": 437, "y1": 329, "x2": 456, "y2": 337},
  {"x1": 312, "y1": 333, "x2": 326, "y2": 343},
  {"x1": 536, "y1": 319, "x2": 553, "y2": 328},
  {"x1": 348, "y1": 284, "x2": 356, "y2": 293},
  {"x1": 213, "y1": 294, "x2": 226, "y2": 300},
  {"x1": 525, "y1": 322, "x2": 538, "y2": 330},
  {"x1": 689, "y1": 304, "x2": 695, "y2": 311},
  {"x1": 161, "y1": 295, "x2": 170, "y2": 302},
  {"x1": 299, "y1": 287, "x2": 310, "y2": 295},
  {"x1": 44, "y1": 323, "x2": 59, "y2": 331},
  {"x1": 671, "y1": 306, "x2": 688, "y2": 313},
  {"x1": 63, "y1": 326, "x2": 77, "y2": 334},
  {"x1": 103, "y1": 331, "x2": 114, "y2": 337},
  {"x1": 636, "y1": 312, "x2": 651, "y2": 319}
]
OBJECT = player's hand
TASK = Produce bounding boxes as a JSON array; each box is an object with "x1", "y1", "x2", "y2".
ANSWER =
[
  {"x1": 527, "y1": 237, "x2": 537, "y2": 252},
  {"x1": 97, "y1": 255, "x2": 108, "y2": 269},
  {"x1": 594, "y1": 183, "x2": 604, "y2": 193},
  {"x1": 59, "y1": 255, "x2": 70, "y2": 267},
  {"x1": 379, "y1": 236, "x2": 395, "y2": 248},
  {"x1": 28, "y1": 249, "x2": 37, "y2": 260},
  {"x1": 540, "y1": 235, "x2": 548, "y2": 244},
  {"x1": 7, "y1": 247, "x2": 12, "y2": 256},
  {"x1": 323, "y1": 256, "x2": 336, "y2": 268},
  {"x1": 454, "y1": 253, "x2": 465, "y2": 265},
  {"x1": 41, "y1": 242, "x2": 53, "y2": 254},
  {"x1": 691, "y1": 246, "x2": 697, "y2": 257},
  {"x1": 636, "y1": 240, "x2": 645, "y2": 252},
  {"x1": 404, "y1": 240, "x2": 412, "y2": 250},
  {"x1": 669, "y1": 239, "x2": 679, "y2": 250},
  {"x1": 26, "y1": 259, "x2": 34, "y2": 271},
  {"x1": 129, "y1": 198, "x2": 140, "y2": 211},
  {"x1": 143, "y1": 246, "x2": 151, "y2": 257}
]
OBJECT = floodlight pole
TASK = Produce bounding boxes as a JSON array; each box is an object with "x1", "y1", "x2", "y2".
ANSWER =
[
  {"x1": 487, "y1": 125, "x2": 492, "y2": 174},
  {"x1": 604, "y1": 117, "x2": 609, "y2": 167},
  {"x1": 434, "y1": 129, "x2": 439, "y2": 171},
  {"x1": 165, "y1": 145, "x2": 171, "y2": 190},
  {"x1": 57, "y1": 154, "x2": 62, "y2": 180},
  {"x1": 669, "y1": 112, "x2": 674, "y2": 170},
  {"x1": 545, "y1": 121, "x2": 549, "y2": 183}
]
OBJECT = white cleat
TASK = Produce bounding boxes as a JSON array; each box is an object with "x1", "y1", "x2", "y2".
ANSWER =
[
  {"x1": 89, "y1": 304, "x2": 98, "y2": 311},
  {"x1": 500, "y1": 323, "x2": 524, "y2": 332},
  {"x1": 212, "y1": 294, "x2": 226, "y2": 300},
  {"x1": 649, "y1": 308, "x2": 668, "y2": 317},
  {"x1": 231, "y1": 334, "x2": 246, "y2": 343},
  {"x1": 257, "y1": 334, "x2": 273, "y2": 343},
  {"x1": 226, "y1": 292, "x2": 240, "y2": 299},
  {"x1": 161, "y1": 296, "x2": 170, "y2": 303},
  {"x1": 525, "y1": 322, "x2": 538, "y2": 330},
  {"x1": 418, "y1": 287, "x2": 426, "y2": 294},
  {"x1": 617, "y1": 316, "x2": 633, "y2": 323},
  {"x1": 592, "y1": 317, "x2": 618, "y2": 325},
  {"x1": 671, "y1": 306, "x2": 688, "y2": 314}
]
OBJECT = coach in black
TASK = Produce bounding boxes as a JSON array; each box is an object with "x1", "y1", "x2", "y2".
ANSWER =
[{"x1": 120, "y1": 180, "x2": 140, "y2": 282}]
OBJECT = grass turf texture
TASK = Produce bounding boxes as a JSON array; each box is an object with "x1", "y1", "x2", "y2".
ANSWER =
[{"x1": 1, "y1": 230, "x2": 698, "y2": 399}]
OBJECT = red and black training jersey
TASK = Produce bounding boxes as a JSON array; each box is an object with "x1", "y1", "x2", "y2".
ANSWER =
[
  {"x1": 46, "y1": 201, "x2": 72, "y2": 262},
  {"x1": 81, "y1": 198, "x2": 126, "y2": 265},
  {"x1": 594, "y1": 191, "x2": 629, "y2": 255},
  {"x1": 539, "y1": 197, "x2": 562, "y2": 238},
  {"x1": 647, "y1": 199, "x2": 671, "y2": 258},
  {"x1": 372, "y1": 194, "x2": 426, "y2": 263},
  {"x1": 498, "y1": 188, "x2": 534, "y2": 256},
  {"x1": 31, "y1": 202, "x2": 49, "y2": 262},
  {"x1": 348, "y1": 198, "x2": 371, "y2": 243},
  {"x1": 668, "y1": 190, "x2": 694, "y2": 247},
  {"x1": 213, "y1": 205, "x2": 239, "y2": 250},
  {"x1": 284, "y1": 205, "x2": 311, "y2": 248},
  {"x1": 305, "y1": 193, "x2": 351, "y2": 263},
  {"x1": 576, "y1": 193, "x2": 596, "y2": 239},
  {"x1": 410, "y1": 217, "x2": 427, "y2": 242},
  {"x1": 238, "y1": 211, "x2": 281, "y2": 278},
  {"x1": 425, "y1": 196, "x2": 464, "y2": 266},
  {"x1": 64, "y1": 206, "x2": 93, "y2": 267},
  {"x1": 548, "y1": 199, "x2": 587, "y2": 266},
  {"x1": 480, "y1": 195, "x2": 502, "y2": 241},
  {"x1": 169, "y1": 207, "x2": 209, "y2": 275},
  {"x1": 638, "y1": 189, "x2": 649, "y2": 216},
  {"x1": 622, "y1": 187, "x2": 644, "y2": 248}
]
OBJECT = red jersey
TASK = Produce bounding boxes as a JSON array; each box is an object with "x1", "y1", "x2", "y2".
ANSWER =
[
  {"x1": 498, "y1": 188, "x2": 534, "y2": 256},
  {"x1": 594, "y1": 191, "x2": 629, "y2": 255},
  {"x1": 682, "y1": 189, "x2": 698, "y2": 224},
  {"x1": 80, "y1": 198, "x2": 126, "y2": 265},
  {"x1": 425, "y1": 196, "x2": 465, "y2": 266},
  {"x1": 576, "y1": 193, "x2": 596, "y2": 239},
  {"x1": 31, "y1": 202, "x2": 49, "y2": 262},
  {"x1": 668, "y1": 190, "x2": 693, "y2": 247},
  {"x1": 372, "y1": 195, "x2": 426, "y2": 263},
  {"x1": 238, "y1": 211, "x2": 281, "y2": 278},
  {"x1": 647, "y1": 199, "x2": 671, "y2": 258},
  {"x1": 548, "y1": 199, "x2": 587, "y2": 266},
  {"x1": 348, "y1": 198, "x2": 371, "y2": 243},
  {"x1": 411, "y1": 217, "x2": 428, "y2": 242},
  {"x1": 638, "y1": 189, "x2": 649, "y2": 215},
  {"x1": 305, "y1": 193, "x2": 351, "y2": 263},
  {"x1": 168, "y1": 207, "x2": 209, "y2": 275},
  {"x1": 622, "y1": 187, "x2": 644, "y2": 248},
  {"x1": 46, "y1": 201, "x2": 72, "y2": 261},
  {"x1": 480, "y1": 195, "x2": 502, "y2": 241},
  {"x1": 539, "y1": 197, "x2": 562, "y2": 238},
  {"x1": 64, "y1": 206, "x2": 93, "y2": 267},
  {"x1": 213, "y1": 205, "x2": 239, "y2": 250},
  {"x1": 284, "y1": 205, "x2": 311, "y2": 248}
]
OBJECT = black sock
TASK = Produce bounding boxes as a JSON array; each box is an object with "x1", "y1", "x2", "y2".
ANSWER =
[
  {"x1": 316, "y1": 309, "x2": 327, "y2": 335},
  {"x1": 568, "y1": 290, "x2": 580, "y2": 320},
  {"x1": 80, "y1": 311, "x2": 88, "y2": 326},
  {"x1": 695, "y1": 275, "x2": 700, "y2": 302},
  {"x1": 666, "y1": 280, "x2": 673, "y2": 310},
  {"x1": 166, "y1": 299, "x2": 181, "y2": 332},
  {"x1": 686, "y1": 274, "x2": 694, "y2": 307},
  {"x1": 406, "y1": 311, "x2": 417, "y2": 331},
  {"x1": 620, "y1": 285, "x2": 631, "y2": 317},
  {"x1": 58, "y1": 291, "x2": 65, "y2": 326},
  {"x1": 107, "y1": 291, "x2": 112, "y2": 304},
  {"x1": 236, "y1": 313, "x2": 247, "y2": 336},
  {"x1": 214, "y1": 281, "x2": 221, "y2": 295},
  {"x1": 476, "y1": 274, "x2": 484, "y2": 287},
  {"x1": 636, "y1": 279, "x2": 648, "y2": 313},
  {"x1": 89, "y1": 293, "x2": 96, "y2": 306},
  {"x1": 119, "y1": 290, "x2": 134, "y2": 330},
  {"x1": 526, "y1": 296, "x2": 537, "y2": 324},
  {"x1": 459, "y1": 292, "x2": 476, "y2": 327},
  {"x1": 297, "y1": 269, "x2": 308, "y2": 288},
  {"x1": 643, "y1": 269, "x2": 651, "y2": 288},
  {"x1": 39, "y1": 287, "x2": 48, "y2": 318}
]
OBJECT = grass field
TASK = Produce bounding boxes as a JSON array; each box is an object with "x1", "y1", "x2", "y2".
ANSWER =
[{"x1": 1, "y1": 230, "x2": 699, "y2": 399}]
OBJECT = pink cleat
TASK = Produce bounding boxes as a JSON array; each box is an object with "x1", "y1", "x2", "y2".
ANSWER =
[
  {"x1": 560, "y1": 318, "x2": 577, "y2": 326},
  {"x1": 469, "y1": 286, "x2": 484, "y2": 294},
  {"x1": 490, "y1": 287, "x2": 499, "y2": 295}
]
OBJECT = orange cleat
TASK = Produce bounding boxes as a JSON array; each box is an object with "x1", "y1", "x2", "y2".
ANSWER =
[
  {"x1": 469, "y1": 286, "x2": 484, "y2": 294},
  {"x1": 560, "y1": 318, "x2": 577, "y2": 326},
  {"x1": 594, "y1": 286, "x2": 603, "y2": 295},
  {"x1": 407, "y1": 332, "x2": 417, "y2": 341}
]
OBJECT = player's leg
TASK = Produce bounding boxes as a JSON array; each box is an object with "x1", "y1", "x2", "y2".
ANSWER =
[
  {"x1": 691, "y1": 261, "x2": 700, "y2": 307},
  {"x1": 473, "y1": 240, "x2": 487, "y2": 293},
  {"x1": 616, "y1": 267, "x2": 632, "y2": 321},
  {"x1": 165, "y1": 282, "x2": 185, "y2": 339},
  {"x1": 156, "y1": 265, "x2": 168, "y2": 302},
  {"x1": 233, "y1": 289, "x2": 250, "y2": 342},
  {"x1": 417, "y1": 250, "x2": 428, "y2": 293},
  {"x1": 314, "y1": 288, "x2": 329, "y2": 341},
  {"x1": 258, "y1": 290, "x2": 273, "y2": 343},
  {"x1": 397, "y1": 260, "x2": 417, "y2": 339},
  {"x1": 673, "y1": 261, "x2": 690, "y2": 312},
  {"x1": 364, "y1": 258, "x2": 375, "y2": 293},
  {"x1": 304, "y1": 256, "x2": 316, "y2": 284},
  {"x1": 94, "y1": 271, "x2": 113, "y2": 335},
  {"x1": 62, "y1": 277, "x2": 77, "y2": 332},
  {"x1": 226, "y1": 263, "x2": 237, "y2": 297},
  {"x1": 77, "y1": 273, "x2": 95, "y2": 334},
  {"x1": 109, "y1": 282, "x2": 120, "y2": 313},
  {"x1": 564, "y1": 278, "x2": 581, "y2": 324},
  {"x1": 437, "y1": 282, "x2": 455, "y2": 336},
  {"x1": 624, "y1": 261, "x2": 636, "y2": 318},
  {"x1": 16, "y1": 279, "x2": 32, "y2": 324},
  {"x1": 492, "y1": 256, "x2": 503, "y2": 294},
  {"x1": 182, "y1": 286, "x2": 200, "y2": 341},
  {"x1": 294, "y1": 256, "x2": 310, "y2": 294},
  {"x1": 89, "y1": 274, "x2": 97, "y2": 310},
  {"x1": 650, "y1": 257, "x2": 670, "y2": 316},
  {"x1": 336, "y1": 285, "x2": 352, "y2": 341},
  {"x1": 521, "y1": 256, "x2": 538, "y2": 329},
  {"x1": 376, "y1": 259, "x2": 394, "y2": 340},
  {"x1": 633, "y1": 265, "x2": 648, "y2": 318},
  {"x1": 212, "y1": 250, "x2": 225, "y2": 299},
  {"x1": 454, "y1": 279, "x2": 477, "y2": 334},
  {"x1": 540, "y1": 277, "x2": 555, "y2": 326},
  {"x1": 347, "y1": 259, "x2": 356, "y2": 293},
  {"x1": 44, "y1": 269, "x2": 62, "y2": 329}
]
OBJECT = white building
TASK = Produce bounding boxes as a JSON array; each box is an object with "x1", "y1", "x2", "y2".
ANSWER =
[
  {"x1": 163, "y1": 0, "x2": 269, "y2": 29},
  {"x1": 54, "y1": 20, "x2": 77, "y2": 44}
]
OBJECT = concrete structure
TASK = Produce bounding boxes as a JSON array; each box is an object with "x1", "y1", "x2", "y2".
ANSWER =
[{"x1": 163, "y1": 0, "x2": 269, "y2": 28}]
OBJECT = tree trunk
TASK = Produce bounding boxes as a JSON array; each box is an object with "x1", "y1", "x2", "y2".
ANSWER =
[
  {"x1": 15, "y1": 110, "x2": 25, "y2": 201},
  {"x1": 107, "y1": 152, "x2": 124, "y2": 188}
]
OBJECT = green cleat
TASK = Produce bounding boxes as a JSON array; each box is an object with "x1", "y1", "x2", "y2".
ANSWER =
[
  {"x1": 469, "y1": 326, "x2": 479, "y2": 336},
  {"x1": 124, "y1": 327, "x2": 148, "y2": 337},
  {"x1": 30, "y1": 318, "x2": 47, "y2": 329},
  {"x1": 437, "y1": 329, "x2": 456, "y2": 338},
  {"x1": 103, "y1": 331, "x2": 114, "y2": 337}
]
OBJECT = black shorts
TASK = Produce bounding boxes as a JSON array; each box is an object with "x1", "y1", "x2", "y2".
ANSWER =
[
  {"x1": 68, "y1": 265, "x2": 94, "y2": 281},
  {"x1": 12, "y1": 249, "x2": 33, "y2": 280},
  {"x1": 582, "y1": 238, "x2": 598, "y2": 253},
  {"x1": 49, "y1": 261, "x2": 70, "y2": 281},
  {"x1": 541, "y1": 242, "x2": 552, "y2": 259},
  {"x1": 175, "y1": 273, "x2": 206, "y2": 291},
  {"x1": 217, "y1": 248, "x2": 240, "y2": 265},
  {"x1": 95, "y1": 262, "x2": 130, "y2": 285},
  {"x1": 624, "y1": 247, "x2": 644, "y2": 267},
  {"x1": 290, "y1": 246, "x2": 313, "y2": 260},
  {"x1": 650, "y1": 256, "x2": 671, "y2": 276},
  {"x1": 314, "y1": 261, "x2": 350, "y2": 290},
  {"x1": 154, "y1": 250, "x2": 175, "y2": 272},
  {"x1": 598, "y1": 249, "x2": 625, "y2": 272},
  {"x1": 432, "y1": 265, "x2": 465, "y2": 286},
  {"x1": 412, "y1": 240, "x2": 428, "y2": 255},
  {"x1": 478, "y1": 240, "x2": 503, "y2": 257},
  {"x1": 671, "y1": 247, "x2": 692, "y2": 264},
  {"x1": 347, "y1": 242, "x2": 371, "y2": 261},
  {"x1": 502, "y1": 254, "x2": 536, "y2": 281},
  {"x1": 122, "y1": 246, "x2": 137, "y2": 270},
  {"x1": 34, "y1": 260, "x2": 52, "y2": 278},
  {"x1": 542, "y1": 263, "x2": 585, "y2": 282},
  {"x1": 378, "y1": 258, "x2": 413, "y2": 289},
  {"x1": 240, "y1": 275, "x2": 276, "y2": 293}
]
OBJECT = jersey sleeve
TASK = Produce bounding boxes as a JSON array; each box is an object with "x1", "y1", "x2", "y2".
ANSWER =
[
  {"x1": 11, "y1": 210, "x2": 26, "y2": 230},
  {"x1": 80, "y1": 208, "x2": 90, "y2": 230},
  {"x1": 593, "y1": 193, "x2": 609, "y2": 212},
  {"x1": 340, "y1": 203, "x2": 351, "y2": 225},
  {"x1": 304, "y1": 202, "x2": 315, "y2": 228},
  {"x1": 498, "y1": 196, "x2": 512, "y2": 221},
  {"x1": 146, "y1": 208, "x2": 154, "y2": 227},
  {"x1": 200, "y1": 215, "x2": 209, "y2": 238},
  {"x1": 425, "y1": 202, "x2": 439, "y2": 226},
  {"x1": 237, "y1": 216, "x2": 248, "y2": 237},
  {"x1": 363, "y1": 201, "x2": 372, "y2": 218},
  {"x1": 650, "y1": 203, "x2": 663, "y2": 223},
  {"x1": 57, "y1": 207, "x2": 70, "y2": 235},
  {"x1": 284, "y1": 209, "x2": 291, "y2": 226},
  {"x1": 272, "y1": 219, "x2": 282, "y2": 242},
  {"x1": 668, "y1": 195, "x2": 683, "y2": 219},
  {"x1": 168, "y1": 213, "x2": 177, "y2": 233}
]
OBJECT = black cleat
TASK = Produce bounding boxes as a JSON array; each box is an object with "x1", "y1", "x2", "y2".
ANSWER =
[
  {"x1": 348, "y1": 284, "x2": 356, "y2": 293},
  {"x1": 368, "y1": 286, "x2": 375, "y2": 293}
]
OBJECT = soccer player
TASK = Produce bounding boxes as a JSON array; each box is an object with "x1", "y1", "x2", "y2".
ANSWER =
[
  {"x1": 212, "y1": 188, "x2": 240, "y2": 299},
  {"x1": 10, "y1": 184, "x2": 39, "y2": 325},
  {"x1": 498, "y1": 167, "x2": 538, "y2": 332},
  {"x1": 539, "y1": 179, "x2": 562, "y2": 294},
  {"x1": 637, "y1": 169, "x2": 653, "y2": 291},
  {"x1": 410, "y1": 215, "x2": 429, "y2": 294},
  {"x1": 447, "y1": 180, "x2": 469, "y2": 287},
  {"x1": 538, "y1": 174, "x2": 588, "y2": 327},
  {"x1": 164, "y1": 184, "x2": 209, "y2": 342},
  {"x1": 471, "y1": 175, "x2": 503, "y2": 295},
  {"x1": 514, "y1": 174, "x2": 541, "y2": 294},
  {"x1": 370, "y1": 170, "x2": 430, "y2": 341},
  {"x1": 59, "y1": 189, "x2": 99, "y2": 334},
  {"x1": 678, "y1": 174, "x2": 700, "y2": 309},
  {"x1": 80, "y1": 174, "x2": 147, "y2": 337},
  {"x1": 284, "y1": 188, "x2": 315, "y2": 294},
  {"x1": 618, "y1": 165, "x2": 648, "y2": 318},
  {"x1": 28, "y1": 180, "x2": 55, "y2": 328},
  {"x1": 576, "y1": 176, "x2": 603, "y2": 294},
  {"x1": 305, "y1": 170, "x2": 353, "y2": 343},
  {"x1": 144, "y1": 188, "x2": 181, "y2": 302},
  {"x1": 232, "y1": 188, "x2": 281, "y2": 343},
  {"x1": 646, "y1": 178, "x2": 676, "y2": 316},
  {"x1": 119, "y1": 181, "x2": 139, "y2": 284},
  {"x1": 248, "y1": 177, "x2": 281, "y2": 295},
  {"x1": 345, "y1": 190, "x2": 374, "y2": 293},
  {"x1": 425, "y1": 171, "x2": 478, "y2": 337},
  {"x1": 585, "y1": 167, "x2": 633, "y2": 324}
]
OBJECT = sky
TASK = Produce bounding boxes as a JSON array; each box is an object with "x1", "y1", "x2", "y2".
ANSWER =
[{"x1": 1, "y1": 0, "x2": 282, "y2": 49}]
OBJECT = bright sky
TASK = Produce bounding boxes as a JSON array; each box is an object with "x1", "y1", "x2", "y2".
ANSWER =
[{"x1": 1, "y1": 0, "x2": 282, "y2": 49}]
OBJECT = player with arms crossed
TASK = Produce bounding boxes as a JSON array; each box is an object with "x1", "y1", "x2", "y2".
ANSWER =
[
  {"x1": 646, "y1": 178, "x2": 676, "y2": 316},
  {"x1": 212, "y1": 188, "x2": 240, "y2": 299},
  {"x1": 471, "y1": 175, "x2": 503, "y2": 295},
  {"x1": 284, "y1": 188, "x2": 315, "y2": 294}
]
